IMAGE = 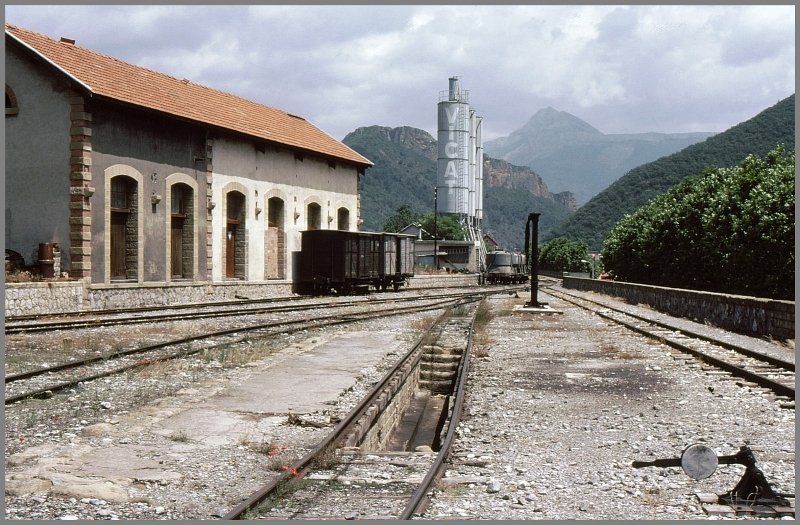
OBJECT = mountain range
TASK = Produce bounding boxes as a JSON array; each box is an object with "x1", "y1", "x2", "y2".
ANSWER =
[
  {"x1": 549, "y1": 94, "x2": 795, "y2": 250},
  {"x1": 343, "y1": 126, "x2": 575, "y2": 251},
  {"x1": 343, "y1": 94, "x2": 794, "y2": 253},
  {"x1": 483, "y1": 107, "x2": 716, "y2": 203}
]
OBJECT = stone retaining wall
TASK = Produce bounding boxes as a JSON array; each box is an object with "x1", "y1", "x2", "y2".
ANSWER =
[
  {"x1": 562, "y1": 276, "x2": 794, "y2": 341},
  {"x1": 405, "y1": 274, "x2": 480, "y2": 289},
  {"x1": 5, "y1": 281, "x2": 87, "y2": 317},
  {"x1": 5, "y1": 274, "x2": 483, "y2": 317}
]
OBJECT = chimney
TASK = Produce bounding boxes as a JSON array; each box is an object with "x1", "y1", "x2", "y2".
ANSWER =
[{"x1": 60, "y1": 37, "x2": 75, "y2": 45}]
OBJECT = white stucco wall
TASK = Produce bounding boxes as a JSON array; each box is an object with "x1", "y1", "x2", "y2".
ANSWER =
[{"x1": 209, "y1": 136, "x2": 360, "y2": 282}]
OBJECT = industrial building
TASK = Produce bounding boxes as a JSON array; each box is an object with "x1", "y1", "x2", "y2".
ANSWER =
[{"x1": 5, "y1": 23, "x2": 372, "y2": 286}]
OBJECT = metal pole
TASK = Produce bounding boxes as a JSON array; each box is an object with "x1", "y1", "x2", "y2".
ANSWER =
[
  {"x1": 434, "y1": 186, "x2": 438, "y2": 270},
  {"x1": 524, "y1": 212, "x2": 542, "y2": 308}
]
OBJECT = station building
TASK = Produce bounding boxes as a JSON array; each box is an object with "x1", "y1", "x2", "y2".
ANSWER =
[{"x1": 5, "y1": 23, "x2": 372, "y2": 287}]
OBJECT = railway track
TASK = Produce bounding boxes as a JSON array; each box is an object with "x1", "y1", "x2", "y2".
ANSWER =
[
  {"x1": 223, "y1": 299, "x2": 482, "y2": 520},
  {"x1": 543, "y1": 287, "x2": 795, "y2": 404},
  {"x1": 5, "y1": 293, "x2": 488, "y2": 405},
  {"x1": 4, "y1": 285, "x2": 524, "y2": 334}
]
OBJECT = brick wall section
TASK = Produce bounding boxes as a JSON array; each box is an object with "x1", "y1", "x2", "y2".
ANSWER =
[
  {"x1": 68, "y1": 95, "x2": 93, "y2": 279},
  {"x1": 563, "y1": 276, "x2": 795, "y2": 341},
  {"x1": 204, "y1": 139, "x2": 214, "y2": 280},
  {"x1": 182, "y1": 194, "x2": 195, "y2": 278}
]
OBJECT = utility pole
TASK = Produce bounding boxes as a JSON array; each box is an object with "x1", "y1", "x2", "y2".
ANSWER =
[{"x1": 433, "y1": 186, "x2": 438, "y2": 270}]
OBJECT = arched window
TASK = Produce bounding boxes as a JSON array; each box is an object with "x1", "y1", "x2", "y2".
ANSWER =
[
  {"x1": 337, "y1": 207, "x2": 350, "y2": 231},
  {"x1": 307, "y1": 202, "x2": 322, "y2": 230},
  {"x1": 6, "y1": 85, "x2": 19, "y2": 116},
  {"x1": 267, "y1": 197, "x2": 286, "y2": 279},
  {"x1": 170, "y1": 183, "x2": 194, "y2": 279}
]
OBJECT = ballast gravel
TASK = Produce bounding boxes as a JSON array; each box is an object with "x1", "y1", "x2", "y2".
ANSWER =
[
  {"x1": 425, "y1": 291, "x2": 794, "y2": 520},
  {"x1": 4, "y1": 289, "x2": 795, "y2": 520}
]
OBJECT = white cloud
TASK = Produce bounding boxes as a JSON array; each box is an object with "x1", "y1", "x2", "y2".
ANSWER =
[{"x1": 5, "y1": 4, "x2": 794, "y2": 140}]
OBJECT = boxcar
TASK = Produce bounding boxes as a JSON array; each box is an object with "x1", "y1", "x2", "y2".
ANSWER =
[
  {"x1": 297, "y1": 230, "x2": 415, "y2": 295},
  {"x1": 379, "y1": 233, "x2": 416, "y2": 291}
]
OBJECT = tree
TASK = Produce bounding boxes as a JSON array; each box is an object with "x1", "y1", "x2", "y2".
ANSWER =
[
  {"x1": 538, "y1": 237, "x2": 589, "y2": 272},
  {"x1": 382, "y1": 204, "x2": 419, "y2": 232},
  {"x1": 601, "y1": 145, "x2": 795, "y2": 299},
  {"x1": 381, "y1": 205, "x2": 467, "y2": 240},
  {"x1": 418, "y1": 213, "x2": 466, "y2": 240}
]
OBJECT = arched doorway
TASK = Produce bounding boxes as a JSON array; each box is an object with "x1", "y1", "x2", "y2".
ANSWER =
[
  {"x1": 225, "y1": 191, "x2": 246, "y2": 279},
  {"x1": 267, "y1": 197, "x2": 285, "y2": 279},
  {"x1": 170, "y1": 183, "x2": 194, "y2": 279},
  {"x1": 110, "y1": 176, "x2": 138, "y2": 280}
]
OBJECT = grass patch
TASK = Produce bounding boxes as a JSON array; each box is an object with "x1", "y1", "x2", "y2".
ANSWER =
[
  {"x1": 472, "y1": 300, "x2": 495, "y2": 357},
  {"x1": 241, "y1": 477, "x2": 319, "y2": 519},
  {"x1": 168, "y1": 430, "x2": 189, "y2": 442}
]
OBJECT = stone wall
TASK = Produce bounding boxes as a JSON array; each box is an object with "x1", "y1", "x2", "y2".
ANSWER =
[
  {"x1": 562, "y1": 276, "x2": 794, "y2": 341},
  {"x1": 5, "y1": 274, "x2": 483, "y2": 317},
  {"x1": 5, "y1": 280, "x2": 293, "y2": 317},
  {"x1": 5, "y1": 281, "x2": 87, "y2": 316},
  {"x1": 405, "y1": 274, "x2": 480, "y2": 289}
]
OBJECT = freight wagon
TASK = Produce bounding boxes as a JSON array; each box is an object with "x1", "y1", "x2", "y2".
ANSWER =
[{"x1": 296, "y1": 230, "x2": 416, "y2": 295}]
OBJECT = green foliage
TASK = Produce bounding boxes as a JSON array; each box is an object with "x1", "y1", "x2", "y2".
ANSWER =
[
  {"x1": 419, "y1": 213, "x2": 466, "y2": 240},
  {"x1": 382, "y1": 204, "x2": 418, "y2": 232},
  {"x1": 601, "y1": 146, "x2": 795, "y2": 299},
  {"x1": 382, "y1": 205, "x2": 466, "y2": 240},
  {"x1": 538, "y1": 237, "x2": 589, "y2": 272},
  {"x1": 550, "y1": 95, "x2": 795, "y2": 250}
]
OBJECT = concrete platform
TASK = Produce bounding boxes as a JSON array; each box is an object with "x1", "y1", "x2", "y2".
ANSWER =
[{"x1": 5, "y1": 331, "x2": 404, "y2": 503}]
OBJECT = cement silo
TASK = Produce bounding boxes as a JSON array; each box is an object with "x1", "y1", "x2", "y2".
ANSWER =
[
  {"x1": 436, "y1": 76, "x2": 487, "y2": 277},
  {"x1": 437, "y1": 77, "x2": 471, "y2": 215},
  {"x1": 474, "y1": 114, "x2": 484, "y2": 221}
]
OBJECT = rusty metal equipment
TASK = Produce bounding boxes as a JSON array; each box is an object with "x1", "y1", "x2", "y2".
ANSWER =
[{"x1": 633, "y1": 444, "x2": 793, "y2": 514}]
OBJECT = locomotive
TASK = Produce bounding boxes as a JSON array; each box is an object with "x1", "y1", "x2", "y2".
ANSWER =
[
  {"x1": 485, "y1": 250, "x2": 529, "y2": 284},
  {"x1": 296, "y1": 229, "x2": 416, "y2": 295}
]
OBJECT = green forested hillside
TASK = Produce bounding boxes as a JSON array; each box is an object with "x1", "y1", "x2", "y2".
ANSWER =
[
  {"x1": 344, "y1": 126, "x2": 574, "y2": 250},
  {"x1": 482, "y1": 186, "x2": 572, "y2": 251},
  {"x1": 548, "y1": 94, "x2": 796, "y2": 250},
  {"x1": 345, "y1": 128, "x2": 438, "y2": 231}
]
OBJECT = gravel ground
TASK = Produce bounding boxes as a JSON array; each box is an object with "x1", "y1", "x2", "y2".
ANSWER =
[
  {"x1": 4, "y1": 289, "x2": 794, "y2": 520},
  {"x1": 424, "y1": 292, "x2": 795, "y2": 520}
]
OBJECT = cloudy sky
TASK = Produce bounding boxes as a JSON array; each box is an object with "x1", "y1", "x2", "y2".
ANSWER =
[{"x1": 5, "y1": 4, "x2": 795, "y2": 142}]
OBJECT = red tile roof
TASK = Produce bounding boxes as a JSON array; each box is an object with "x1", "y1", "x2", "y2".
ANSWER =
[{"x1": 5, "y1": 24, "x2": 372, "y2": 168}]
